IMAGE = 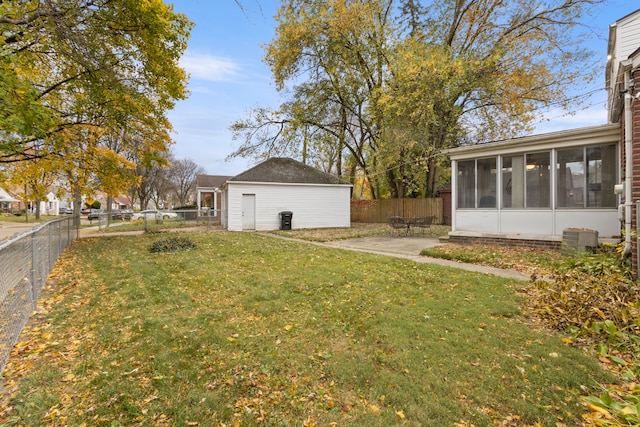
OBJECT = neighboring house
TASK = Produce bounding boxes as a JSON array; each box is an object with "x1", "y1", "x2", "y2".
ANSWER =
[
  {"x1": 88, "y1": 192, "x2": 134, "y2": 211},
  {"x1": 57, "y1": 193, "x2": 73, "y2": 214},
  {"x1": 445, "y1": 8, "x2": 640, "y2": 274},
  {"x1": 114, "y1": 195, "x2": 132, "y2": 210},
  {"x1": 196, "y1": 174, "x2": 232, "y2": 215},
  {"x1": 0, "y1": 187, "x2": 20, "y2": 213},
  {"x1": 221, "y1": 157, "x2": 352, "y2": 231},
  {"x1": 35, "y1": 191, "x2": 60, "y2": 216}
]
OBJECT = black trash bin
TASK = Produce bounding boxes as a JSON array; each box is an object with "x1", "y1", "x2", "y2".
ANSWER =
[{"x1": 279, "y1": 211, "x2": 293, "y2": 230}]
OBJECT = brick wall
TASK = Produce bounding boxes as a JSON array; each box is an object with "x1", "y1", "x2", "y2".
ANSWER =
[
  {"x1": 448, "y1": 235, "x2": 561, "y2": 251},
  {"x1": 627, "y1": 68, "x2": 640, "y2": 275}
]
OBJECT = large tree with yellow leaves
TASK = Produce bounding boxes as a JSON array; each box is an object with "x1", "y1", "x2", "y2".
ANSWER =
[
  {"x1": 231, "y1": 0, "x2": 605, "y2": 198},
  {"x1": 0, "y1": 0, "x2": 192, "y2": 211}
]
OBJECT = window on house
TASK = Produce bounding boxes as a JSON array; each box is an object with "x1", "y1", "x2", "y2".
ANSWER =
[
  {"x1": 525, "y1": 152, "x2": 550, "y2": 208},
  {"x1": 556, "y1": 144, "x2": 617, "y2": 208},
  {"x1": 556, "y1": 148, "x2": 583, "y2": 207},
  {"x1": 457, "y1": 160, "x2": 476, "y2": 208},
  {"x1": 587, "y1": 144, "x2": 617, "y2": 207},
  {"x1": 477, "y1": 158, "x2": 496, "y2": 208},
  {"x1": 502, "y1": 155, "x2": 524, "y2": 208}
]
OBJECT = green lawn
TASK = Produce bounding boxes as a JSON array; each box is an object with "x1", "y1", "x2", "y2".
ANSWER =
[
  {"x1": 1, "y1": 232, "x2": 611, "y2": 426},
  {"x1": 0, "y1": 214, "x2": 60, "y2": 224}
]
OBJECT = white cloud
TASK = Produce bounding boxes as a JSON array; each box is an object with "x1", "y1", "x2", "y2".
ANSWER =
[{"x1": 180, "y1": 50, "x2": 239, "y2": 82}]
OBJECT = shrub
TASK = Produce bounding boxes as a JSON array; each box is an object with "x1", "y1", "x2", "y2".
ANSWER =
[
  {"x1": 149, "y1": 237, "x2": 196, "y2": 253},
  {"x1": 174, "y1": 205, "x2": 197, "y2": 210},
  {"x1": 526, "y1": 252, "x2": 640, "y2": 426},
  {"x1": 529, "y1": 255, "x2": 639, "y2": 332}
]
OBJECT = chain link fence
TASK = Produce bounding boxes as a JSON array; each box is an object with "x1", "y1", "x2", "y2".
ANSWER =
[
  {"x1": 93, "y1": 209, "x2": 222, "y2": 231},
  {"x1": 0, "y1": 216, "x2": 79, "y2": 371}
]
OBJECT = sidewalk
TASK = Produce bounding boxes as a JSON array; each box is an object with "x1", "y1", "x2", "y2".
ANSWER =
[
  {"x1": 271, "y1": 234, "x2": 532, "y2": 282},
  {"x1": 323, "y1": 236, "x2": 531, "y2": 281},
  {"x1": 0, "y1": 221, "x2": 37, "y2": 242}
]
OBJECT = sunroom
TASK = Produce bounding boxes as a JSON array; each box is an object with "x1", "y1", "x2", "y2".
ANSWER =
[{"x1": 445, "y1": 124, "x2": 621, "y2": 247}]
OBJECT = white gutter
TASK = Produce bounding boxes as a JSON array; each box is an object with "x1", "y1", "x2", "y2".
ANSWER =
[{"x1": 623, "y1": 70, "x2": 633, "y2": 257}]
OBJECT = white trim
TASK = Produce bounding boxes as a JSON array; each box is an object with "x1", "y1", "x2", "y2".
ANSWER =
[
  {"x1": 445, "y1": 124, "x2": 619, "y2": 160},
  {"x1": 227, "y1": 181, "x2": 352, "y2": 189}
]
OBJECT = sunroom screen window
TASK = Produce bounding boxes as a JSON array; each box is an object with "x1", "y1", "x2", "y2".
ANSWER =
[
  {"x1": 525, "y1": 152, "x2": 550, "y2": 208},
  {"x1": 556, "y1": 144, "x2": 617, "y2": 208},
  {"x1": 457, "y1": 160, "x2": 475, "y2": 208},
  {"x1": 502, "y1": 156, "x2": 524, "y2": 208},
  {"x1": 556, "y1": 148, "x2": 583, "y2": 207},
  {"x1": 587, "y1": 144, "x2": 617, "y2": 207},
  {"x1": 477, "y1": 158, "x2": 496, "y2": 208}
]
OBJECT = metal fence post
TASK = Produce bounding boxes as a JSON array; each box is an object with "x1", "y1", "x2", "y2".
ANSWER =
[
  {"x1": 30, "y1": 232, "x2": 37, "y2": 311},
  {"x1": 49, "y1": 223, "x2": 53, "y2": 272},
  {"x1": 59, "y1": 221, "x2": 62, "y2": 258}
]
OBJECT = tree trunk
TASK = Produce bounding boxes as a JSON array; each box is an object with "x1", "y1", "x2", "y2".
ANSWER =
[
  {"x1": 106, "y1": 196, "x2": 113, "y2": 225},
  {"x1": 73, "y1": 187, "x2": 83, "y2": 227},
  {"x1": 386, "y1": 169, "x2": 399, "y2": 198}
]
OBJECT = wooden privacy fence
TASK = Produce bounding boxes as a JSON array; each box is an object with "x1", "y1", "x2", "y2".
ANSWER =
[{"x1": 351, "y1": 198, "x2": 443, "y2": 224}]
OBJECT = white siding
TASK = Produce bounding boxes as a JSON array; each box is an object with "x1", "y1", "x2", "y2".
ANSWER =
[
  {"x1": 617, "y1": 13, "x2": 640, "y2": 62},
  {"x1": 225, "y1": 182, "x2": 351, "y2": 231},
  {"x1": 454, "y1": 209, "x2": 618, "y2": 239},
  {"x1": 554, "y1": 210, "x2": 620, "y2": 239},
  {"x1": 455, "y1": 210, "x2": 499, "y2": 233},
  {"x1": 609, "y1": 10, "x2": 640, "y2": 99}
]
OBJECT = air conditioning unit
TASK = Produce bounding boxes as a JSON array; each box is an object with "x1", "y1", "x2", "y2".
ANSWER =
[{"x1": 562, "y1": 228, "x2": 598, "y2": 253}]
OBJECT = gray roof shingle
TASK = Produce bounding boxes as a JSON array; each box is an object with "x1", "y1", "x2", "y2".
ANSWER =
[
  {"x1": 228, "y1": 158, "x2": 351, "y2": 185},
  {"x1": 196, "y1": 175, "x2": 232, "y2": 188}
]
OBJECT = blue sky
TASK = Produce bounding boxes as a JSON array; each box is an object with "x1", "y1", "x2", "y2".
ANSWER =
[{"x1": 168, "y1": 0, "x2": 638, "y2": 176}]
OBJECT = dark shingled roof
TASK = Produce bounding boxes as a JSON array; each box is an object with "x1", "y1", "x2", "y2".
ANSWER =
[
  {"x1": 229, "y1": 158, "x2": 351, "y2": 185},
  {"x1": 196, "y1": 175, "x2": 232, "y2": 188}
]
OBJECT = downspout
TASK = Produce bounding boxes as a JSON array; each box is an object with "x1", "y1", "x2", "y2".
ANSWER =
[{"x1": 623, "y1": 70, "x2": 634, "y2": 257}]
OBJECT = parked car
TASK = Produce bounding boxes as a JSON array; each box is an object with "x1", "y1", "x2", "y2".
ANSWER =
[
  {"x1": 87, "y1": 209, "x2": 102, "y2": 220},
  {"x1": 58, "y1": 207, "x2": 73, "y2": 214},
  {"x1": 131, "y1": 210, "x2": 178, "y2": 221},
  {"x1": 81, "y1": 208, "x2": 91, "y2": 215},
  {"x1": 88, "y1": 209, "x2": 123, "y2": 221}
]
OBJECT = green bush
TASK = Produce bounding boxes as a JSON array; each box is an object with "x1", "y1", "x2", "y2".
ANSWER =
[
  {"x1": 174, "y1": 205, "x2": 197, "y2": 210},
  {"x1": 149, "y1": 236, "x2": 196, "y2": 253}
]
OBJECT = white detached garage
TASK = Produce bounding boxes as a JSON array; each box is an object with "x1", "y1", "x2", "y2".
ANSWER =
[{"x1": 221, "y1": 158, "x2": 352, "y2": 231}]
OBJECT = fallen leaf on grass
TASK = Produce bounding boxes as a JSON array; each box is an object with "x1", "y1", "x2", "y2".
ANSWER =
[
  {"x1": 588, "y1": 403, "x2": 613, "y2": 418},
  {"x1": 368, "y1": 404, "x2": 380, "y2": 414}
]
